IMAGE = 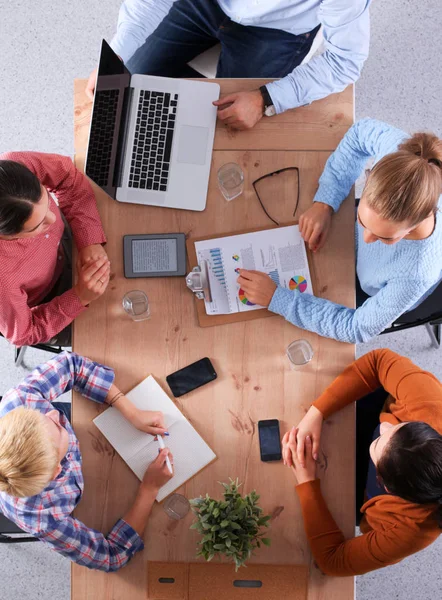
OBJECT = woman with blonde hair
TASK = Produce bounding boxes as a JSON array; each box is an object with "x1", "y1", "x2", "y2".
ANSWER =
[{"x1": 237, "y1": 118, "x2": 442, "y2": 343}]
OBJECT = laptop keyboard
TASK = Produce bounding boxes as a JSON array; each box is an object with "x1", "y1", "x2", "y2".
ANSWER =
[
  {"x1": 86, "y1": 89, "x2": 120, "y2": 186},
  {"x1": 128, "y1": 91, "x2": 178, "y2": 192}
]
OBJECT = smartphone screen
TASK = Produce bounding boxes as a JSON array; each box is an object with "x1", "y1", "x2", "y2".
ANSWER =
[
  {"x1": 258, "y1": 419, "x2": 282, "y2": 462},
  {"x1": 166, "y1": 358, "x2": 217, "y2": 398}
]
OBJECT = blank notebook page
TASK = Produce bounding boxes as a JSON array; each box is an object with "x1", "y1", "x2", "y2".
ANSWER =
[{"x1": 93, "y1": 375, "x2": 216, "y2": 502}]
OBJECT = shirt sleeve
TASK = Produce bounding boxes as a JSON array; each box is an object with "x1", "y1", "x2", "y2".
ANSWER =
[
  {"x1": 310, "y1": 118, "x2": 408, "y2": 212},
  {"x1": 268, "y1": 276, "x2": 431, "y2": 344},
  {"x1": 0, "y1": 351, "x2": 114, "y2": 413},
  {"x1": 110, "y1": 0, "x2": 176, "y2": 63},
  {"x1": 295, "y1": 479, "x2": 432, "y2": 576},
  {"x1": 266, "y1": 0, "x2": 370, "y2": 113},
  {"x1": 313, "y1": 349, "x2": 442, "y2": 420},
  {"x1": 37, "y1": 516, "x2": 144, "y2": 572},
  {"x1": 1, "y1": 151, "x2": 106, "y2": 251},
  {"x1": 0, "y1": 282, "x2": 86, "y2": 347}
]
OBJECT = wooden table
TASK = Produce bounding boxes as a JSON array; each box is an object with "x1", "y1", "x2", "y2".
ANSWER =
[{"x1": 72, "y1": 79, "x2": 355, "y2": 600}]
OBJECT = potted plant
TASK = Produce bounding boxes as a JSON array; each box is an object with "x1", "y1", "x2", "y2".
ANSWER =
[{"x1": 189, "y1": 478, "x2": 271, "y2": 571}]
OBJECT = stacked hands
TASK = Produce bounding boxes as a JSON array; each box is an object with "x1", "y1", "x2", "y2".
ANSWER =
[
  {"x1": 282, "y1": 405, "x2": 324, "y2": 485},
  {"x1": 236, "y1": 202, "x2": 333, "y2": 305},
  {"x1": 74, "y1": 244, "x2": 111, "y2": 307}
]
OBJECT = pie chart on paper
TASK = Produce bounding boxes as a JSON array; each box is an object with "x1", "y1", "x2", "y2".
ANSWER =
[
  {"x1": 289, "y1": 276, "x2": 308, "y2": 293},
  {"x1": 238, "y1": 288, "x2": 255, "y2": 306}
]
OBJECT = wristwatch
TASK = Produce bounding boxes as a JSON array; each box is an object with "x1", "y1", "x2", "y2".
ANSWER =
[{"x1": 259, "y1": 85, "x2": 277, "y2": 117}]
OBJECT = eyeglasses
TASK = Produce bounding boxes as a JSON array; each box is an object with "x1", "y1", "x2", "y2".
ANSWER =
[{"x1": 252, "y1": 166, "x2": 300, "y2": 226}]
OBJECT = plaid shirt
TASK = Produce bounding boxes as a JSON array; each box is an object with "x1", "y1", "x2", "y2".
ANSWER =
[{"x1": 0, "y1": 352, "x2": 144, "y2": 571}]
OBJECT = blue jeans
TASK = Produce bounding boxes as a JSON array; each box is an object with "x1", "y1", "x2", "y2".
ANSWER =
[{"x1": 127, "y1": 0, "x2": 319, "y2": 78}]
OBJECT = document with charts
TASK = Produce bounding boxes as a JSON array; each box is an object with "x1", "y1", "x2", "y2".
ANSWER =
[
  {"x1": 93, "y1": 375, "x2": 216, "y2": 502},
  {"x1": 194, "y1": 225, "x2": 313, "y2": 315}
]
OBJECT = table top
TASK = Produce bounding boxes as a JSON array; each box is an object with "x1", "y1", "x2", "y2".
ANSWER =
[{"x1": 72, "y1": 78, "x2": 355, "y2": 600}]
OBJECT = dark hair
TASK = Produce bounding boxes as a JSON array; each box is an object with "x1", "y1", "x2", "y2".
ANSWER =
[
  {"x1": 0, "y1": 160, "x2": 42, "y2": 235},
  {"x1": 377, "y1": 422, "x2": 442, "y2": 527}
]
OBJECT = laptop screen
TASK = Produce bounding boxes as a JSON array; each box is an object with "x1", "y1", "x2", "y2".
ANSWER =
[{"x1": 85, "y1": 40, "x2": 131, "y2": 199}]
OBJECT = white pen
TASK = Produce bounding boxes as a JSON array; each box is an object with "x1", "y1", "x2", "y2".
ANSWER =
[{"x1": 156, "y1": 434, "x2": 173, "y2": 475}]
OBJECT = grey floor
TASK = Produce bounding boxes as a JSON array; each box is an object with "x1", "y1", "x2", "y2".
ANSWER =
[{"x1": 0, "y1": 1, "x2": 441, "y2": 599}]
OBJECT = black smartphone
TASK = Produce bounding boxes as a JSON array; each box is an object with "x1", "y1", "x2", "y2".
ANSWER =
[
  {"x1": 258, "y1": 419, "x2": 282, "y2": 462},
  {"x1": 166, "y1": 358, "x2": 217, "y2": 398}
]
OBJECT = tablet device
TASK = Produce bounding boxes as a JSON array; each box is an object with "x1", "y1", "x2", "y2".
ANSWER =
[{"x1": 123, "y1": 233, "x2": 187, "y2": 278}]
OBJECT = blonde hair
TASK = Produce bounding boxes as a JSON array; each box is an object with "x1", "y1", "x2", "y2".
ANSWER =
[
  {"x1": 363, "y1": 132, "x2": 442, "y2": 226},
  {"x1": 0, "y1": 407, "x2": 59, "y2": 498}
]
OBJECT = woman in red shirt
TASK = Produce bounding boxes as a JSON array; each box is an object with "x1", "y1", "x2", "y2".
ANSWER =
[{"x1": 0, "y1": 152, "x2": 110, "y2": 346}]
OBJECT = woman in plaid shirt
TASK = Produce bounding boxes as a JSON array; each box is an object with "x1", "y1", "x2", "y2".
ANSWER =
[{"x1": 0, "y1": 351, "x2": 173, "y2": 571}]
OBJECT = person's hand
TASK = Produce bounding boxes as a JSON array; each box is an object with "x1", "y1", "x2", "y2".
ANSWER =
[
  {"x1": 78, "y1": 244, "x2": 108, "y2": 268},
  {"x1": 73, "y1": 256, "x2": 110, "y2": 306},
  {"x1": 85, "y1": 68, "x2": 98, "y2": 102},
  {"x1": 236, "y1": 269, "x2": 277, "y2": 307},
  {"x1": 130, "y1": 409, "x2": 168, "y2": 436},
  {"x1": 282, "y1": 428, "x2": 317, "y2": 485},
  {"x1": 299, "y1": 202, "x2": 333, "y2": 252},
  {"x1": 142, "y1": 448, "x2": 174, "y2": 491},
  {"x1": 283, "y1": 406, "x2": 323, "y2": 468},
  {"x1": 213, "y1": 90, "x2": 264, "y2": 130}
]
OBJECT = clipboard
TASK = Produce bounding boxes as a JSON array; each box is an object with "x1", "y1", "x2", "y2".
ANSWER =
[{"x1": 186, "y1": 223, "x2": 315, "y2": 329}]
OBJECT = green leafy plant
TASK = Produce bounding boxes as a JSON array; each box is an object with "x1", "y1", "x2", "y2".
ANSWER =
[{"x1": 189, "y1": 478, "x2": 271, "y2": 571}]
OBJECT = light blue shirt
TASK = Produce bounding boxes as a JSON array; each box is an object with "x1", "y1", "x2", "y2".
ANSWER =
[
  {"x1": 110, "y1": 0, "x2": 371, "y2": 112},
  {"x1": 269, "y1": 118, "x2": 442, "y2": 344}
]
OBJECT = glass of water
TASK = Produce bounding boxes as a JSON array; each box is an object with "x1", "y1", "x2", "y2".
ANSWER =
[
  {"x1": 286, "y1": 339, "x2": 314, "y2": 368},
  {"x1": 217, "y1": 162, "x2": 244, "y2": 201},
  {"x1": 122, "y1": 290, "x2": 150, "y2": 321},
  {"x1": 163, "y1": 494, "x2": 190, "y2": 520}
]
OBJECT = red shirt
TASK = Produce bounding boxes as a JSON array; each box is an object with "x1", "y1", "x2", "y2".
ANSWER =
[{"x1": 0, "y1": 151, "x2": 106, "y2": 346}]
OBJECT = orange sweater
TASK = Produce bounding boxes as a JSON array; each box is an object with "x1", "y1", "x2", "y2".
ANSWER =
[{"x1": 296, "y1": 349, "x2": 441, "y2": 576}]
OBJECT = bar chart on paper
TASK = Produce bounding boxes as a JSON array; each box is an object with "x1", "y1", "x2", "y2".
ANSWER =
[
  {"x1": 194, "y1": 225, "x2": 313, "y2": 316},
  {"x1": 210, "y1": 248, "x2": 226, "y2": 289}
]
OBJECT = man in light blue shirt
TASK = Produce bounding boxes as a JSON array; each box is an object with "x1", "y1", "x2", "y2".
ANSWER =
[{"x1": 86, "y1": 0, "x2": 370, "y2": 129}]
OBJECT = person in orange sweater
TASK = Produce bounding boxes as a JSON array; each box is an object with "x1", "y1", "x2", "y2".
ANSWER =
[{"x1": 282, "y1": 349, "x2": 442, "y2": 576}]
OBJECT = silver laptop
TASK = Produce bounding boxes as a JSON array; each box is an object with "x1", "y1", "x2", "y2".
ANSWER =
[{"x1": 85, "y1": 40, "x2": 220, "y2": 211}]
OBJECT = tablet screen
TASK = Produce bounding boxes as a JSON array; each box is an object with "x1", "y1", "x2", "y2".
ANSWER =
[{"x1": 132, "y1": 239, "x2": 178, "y2": 273}]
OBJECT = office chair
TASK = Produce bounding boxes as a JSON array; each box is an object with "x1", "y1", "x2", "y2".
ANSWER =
[
  {"x1": 0, "y1": 514, "x2": 38, "y2": 544},
  {"x1": 381, "y1": 281, "x2": 442, "y2": 348},
  {"x1": 14, "y1": 343, "x2": 64, "y2": 368}
]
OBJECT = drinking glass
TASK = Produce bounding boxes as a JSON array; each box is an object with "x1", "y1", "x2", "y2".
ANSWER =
[
  {"x1": 163, "y1": 494, "x2": 190, "y2": 520},
  {"x1": 286, "y1": 339, "x2": 313, "y2": 368},
  {"x1": 217, "y1": 162, "x2": 244, "y2": 201},
  {"x1": 122, "y1": 290, "x2": 150, "y2": 321}
]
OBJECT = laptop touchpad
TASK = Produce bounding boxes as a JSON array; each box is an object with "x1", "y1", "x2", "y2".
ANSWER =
[{"x1": 177, "y1": 125, "x2": 209, "y2": 165}]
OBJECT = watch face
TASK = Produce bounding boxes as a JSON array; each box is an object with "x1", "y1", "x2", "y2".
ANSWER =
[{"x1": 265, "y1": 105, "x2": 277, "y2": 117}]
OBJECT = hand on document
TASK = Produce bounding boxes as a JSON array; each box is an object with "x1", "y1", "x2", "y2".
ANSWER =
[{"x1": 236, "y1": 269, "x2": 277, "y2": 306}]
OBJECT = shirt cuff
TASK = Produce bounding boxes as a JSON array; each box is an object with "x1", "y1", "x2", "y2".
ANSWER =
[
  {"x1": 265, "y1": 78, "x2": 300, "y2": 114},
  {"x1": 109, "y1": 518, "x2": 145, "y2": 556},
  {"x1": 73, "y1": 229, "x2": 107, "y2": 252},
  {"x1": 268, "y1": 286, "x2": 295, "y2": 319},
  {"x1": 295, "y1": 478, "x2": 322, "y2": 502},
  {"x1": 312, "y1": 395, "x2": 338, "y2": 420},
  {"x1": 58, "y1": 289, "x2": 88, "y2": 319},
  {"x1": 313, "y1": 186, "x2": 343, "y2": 212}
]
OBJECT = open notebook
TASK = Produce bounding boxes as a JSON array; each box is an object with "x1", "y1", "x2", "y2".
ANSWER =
[{"x1": 93, "y1": 375, "x2": 217, "y2": 502}]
